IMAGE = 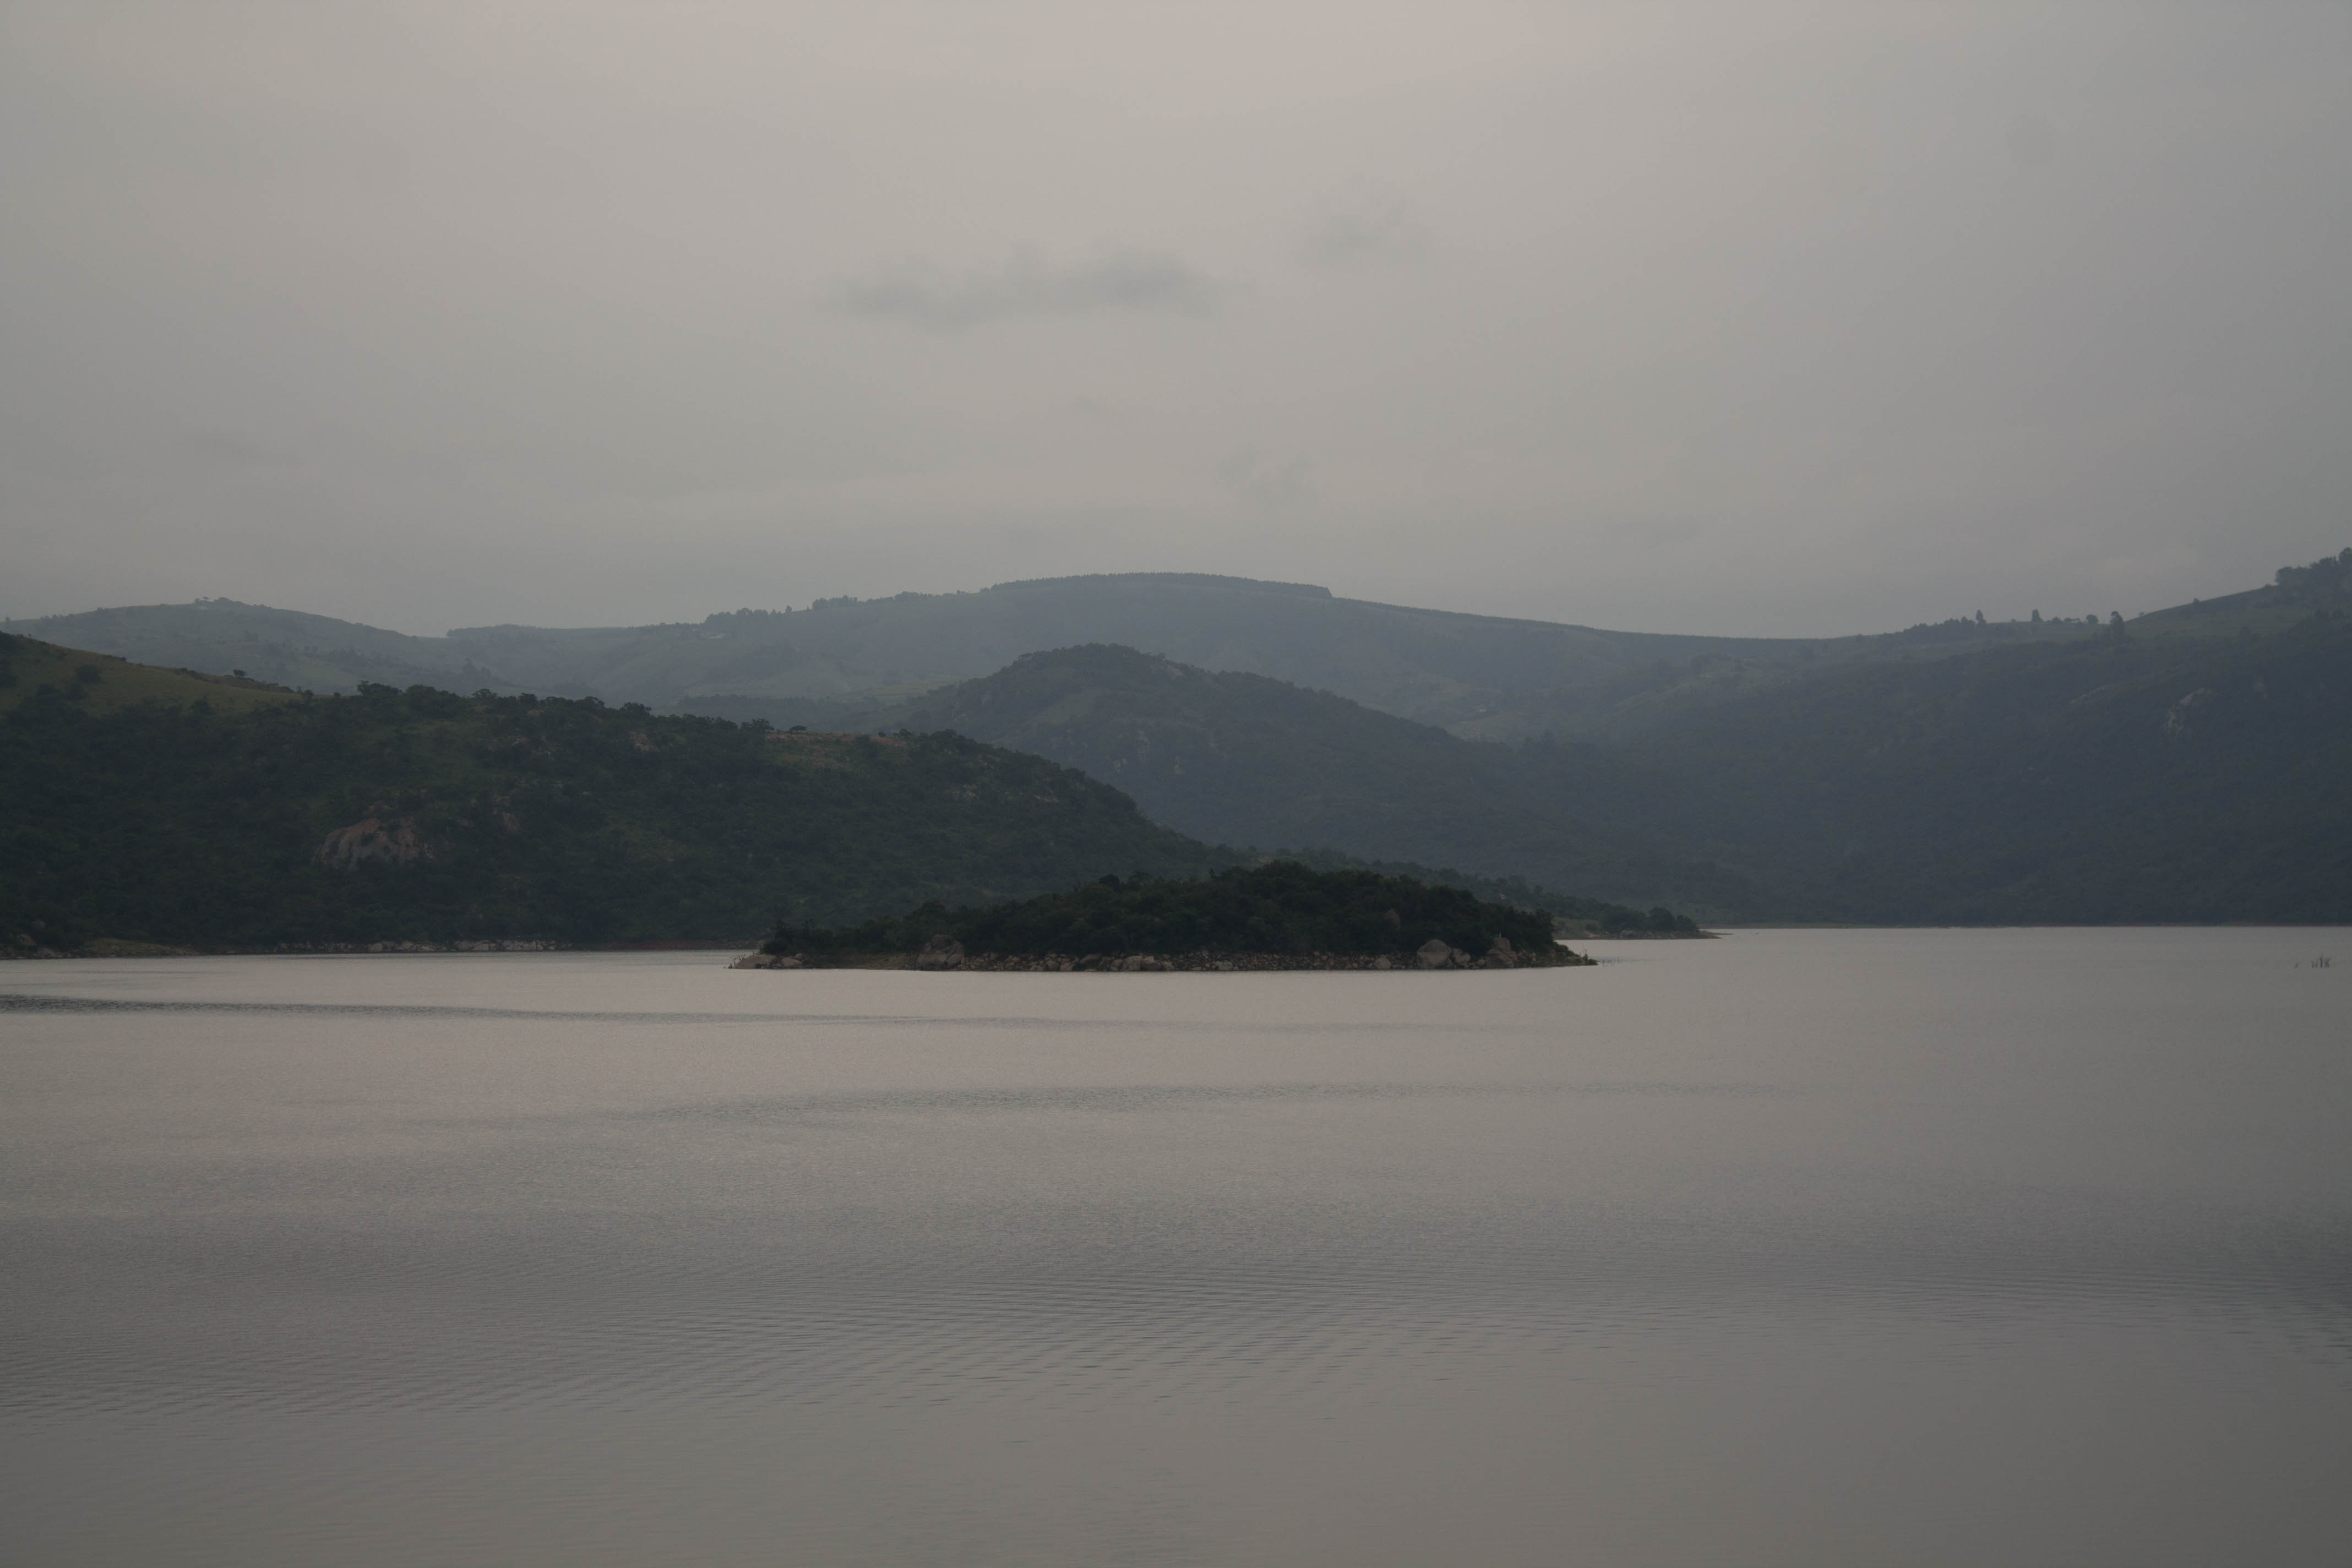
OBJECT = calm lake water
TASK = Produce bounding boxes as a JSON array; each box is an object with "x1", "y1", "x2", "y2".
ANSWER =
[{"x1": 2, "y1": 930, "x2": 2346, "y2": 1566}]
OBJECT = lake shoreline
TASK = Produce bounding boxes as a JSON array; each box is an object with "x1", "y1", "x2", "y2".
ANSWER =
[{"x1": 734, "y1": 943, "x2": 1593, "y2": 972}]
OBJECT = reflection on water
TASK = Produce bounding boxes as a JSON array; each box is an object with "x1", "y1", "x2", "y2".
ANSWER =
[{"x1": 2, "y1": 931, "x2": 2347, "y2": 1566}]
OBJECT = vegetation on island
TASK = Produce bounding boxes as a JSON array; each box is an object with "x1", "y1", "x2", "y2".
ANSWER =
[
  {"x1": 1266, "y1": 848, "x2": 1702, "y2": 936},
  {"x1": 763, "y1": 861, "x2": 1576, "y2": 965}
]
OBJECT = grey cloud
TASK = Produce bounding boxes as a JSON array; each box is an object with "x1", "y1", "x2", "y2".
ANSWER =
[
  {"x1": 183, "y1": 431, "x2": 296, "y2": 471},
  {"x1": 2006, "y1": 113, "x2": 2057, "y2": 170},
  {"x1": 825, "y1": 249, "x2": 1223, "y2": 330},
  {"x1": 5, "y1": 7, "x2": 2349, "y2": 636},
  {"x1": 1299, "y1": 202, "x2": 1433, "y2": 269},
  {"x1": 1220, "y1": 447, "x2": 1314, "y2": 510}
]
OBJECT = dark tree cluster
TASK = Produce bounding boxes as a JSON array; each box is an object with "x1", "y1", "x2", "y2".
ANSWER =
[{"x1": 765, "y1": 860, "x2": 1560, "y2": 959}]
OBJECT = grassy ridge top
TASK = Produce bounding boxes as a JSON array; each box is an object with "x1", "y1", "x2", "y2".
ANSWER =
[
  {"x1": 0, "y1": 633, "x2": 298, "y2": 716},
  {"x1": 766, "y1": 861, "x2": 1567, "y2": 961}
]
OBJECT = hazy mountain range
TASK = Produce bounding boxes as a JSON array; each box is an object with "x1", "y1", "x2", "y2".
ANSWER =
[
  {"x1": 1, "y1": 636, "x2": 1684, "y2": 952},
  {"x1": 901, "y1": 609, "x2": 2352, "y2": 924},
  {"x1": 10, "y1": 551, "x2": 2348, "y2": 928},
  {"x1": 10, "y1": 570, "x2": 2149, "y2": 737}
]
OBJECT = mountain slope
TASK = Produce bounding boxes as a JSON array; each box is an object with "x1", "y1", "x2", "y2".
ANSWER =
[
  {"x1": 890, "y1": 644, "x2": 1764, "y2": 916},
  {"x1": 21, "y1": 560, "x2": 2336, "y2": 736},
  {"x1": 892, "y1": 586, "x2": 2352, "y2": 924},
  {"x1": 0, "y1": 633, "x2": 301, "y2": 716},
  {"x1": 0, "y1": 644, "x2": 1223, "y2": 952},
  {"x1": 1464, "y1": 549, "x2": 2352, "y2": 743},
  {"x1": 4, "y1": 600, "x2": 508, "y2": 696},
  {"x1": 7, "y1": 574, "x2": 1816, "y2": 725},
  {"x1": 1587, "y1": 607, "x2": 2352, "y2": 922}
]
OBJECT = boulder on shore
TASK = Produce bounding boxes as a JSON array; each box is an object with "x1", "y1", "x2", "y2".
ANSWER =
[{"x1": 915, "y1": 934, "x2": 965, "y2": 971}]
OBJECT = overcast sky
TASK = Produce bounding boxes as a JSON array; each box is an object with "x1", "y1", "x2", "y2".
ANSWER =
[{"x1": 4, "y1": 3, "x2": 2347, "y2": 636}]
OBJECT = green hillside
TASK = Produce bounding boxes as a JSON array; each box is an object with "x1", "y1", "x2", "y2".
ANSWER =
[
  {"x1": 1588, "y1": 598, "x2": 2352, "y2": 923},
  {"x1": 1463, "y1": 549, "x2": 2352, "y2": 743},
  {"x1": 890, "y1": 644, "x2": 1762, "y2": 916},
  {"x1": 1, "y1": 601, "x2": 507, "y2": 696},
  {"x1": 0, "y1": 633, "x2": 300, "y2": 716},
  {"x1": 15, "y1": 555, "x2": 2344, "y2": 932},
  {"x1": 0, "y1": 639, "x2": 1224, "y2": 953},
  {"x1": 22, "y1": 564, "x2": 2315, "y2": 738},
  {"x1": 887, "y1": 555, "x2": 2352, "y2": 924}
]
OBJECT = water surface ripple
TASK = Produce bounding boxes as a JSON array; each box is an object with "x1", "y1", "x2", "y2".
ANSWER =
[{"x1": 2, "y1": 930, "x2": 2346, "y2": 1566}]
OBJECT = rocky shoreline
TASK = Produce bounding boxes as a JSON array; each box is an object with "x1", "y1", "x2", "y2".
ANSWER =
[
  {"x1": 733, "y1": 935, "x2": 1591, "y2": 972},
  {"x1": 6, "y1": 938, "x2": 573, "y2": 959},
  {"x1": 278, "y1": 939, "x2": 566, "y2": 955}
]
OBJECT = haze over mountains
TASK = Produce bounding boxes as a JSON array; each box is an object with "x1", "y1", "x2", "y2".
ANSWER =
[
  {"x1": 11, "y1": 550, "x2": 2348, "y2": 929},
  {"x1": 14, "y1": 569, "x2": 2138, "y2": 736},
  {"x1": 907, "y1": 609, "x2": 2352, "y2": 925}
]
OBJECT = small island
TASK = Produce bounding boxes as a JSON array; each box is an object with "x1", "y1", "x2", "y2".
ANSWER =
[{"x1": 732, "y1": 862, "x2": 1593, "y2": 971}]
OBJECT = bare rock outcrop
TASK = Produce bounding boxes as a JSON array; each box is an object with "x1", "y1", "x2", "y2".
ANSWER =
[
  {"x1": 914, "y1": 934, "x2": 965, "y2": 971},
  {"x1": 318, "y1": 817, "x2": 426, "y2": 869}
]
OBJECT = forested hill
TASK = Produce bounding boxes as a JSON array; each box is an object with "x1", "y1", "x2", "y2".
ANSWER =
[
  {"x1": 4, "y1": 574, "x2": 1808, "y2": 729},
  {"x1": 23, "y1": 560, "x2": 2324, "y2": 738},
  {"x1": 1586, "y1": 602, "x2": 2352, "y2": 923},
  {"x1": 13, "y1": 551, "x2": 2345, "y2": 934},
  {"x1": 890, "y1": 595, "x2": 2352, "y2": 924},
  {"x1": 890, "y1": 643, "x2": 1756, "y2": 916},
  {"x1": 0, "y1": 634, "x2": 1222, "y2": 952},
  {"x1": 18, "y1": 554, "x2": 2345, "y2": 743}
]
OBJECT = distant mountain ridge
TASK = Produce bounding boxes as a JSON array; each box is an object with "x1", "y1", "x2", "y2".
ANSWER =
[
  {"x1": 1, "y1": 599, "x2": 503, "y2": 697},
  {"x1": 981, "y1": 571, "x2": 1333, "y2": 599},
  {"x1": 18, "y1": 562, "x2": 2336, "y2": 740},
  {"x1": 1, "y1": 631, "x2": 1692, "y2": 952},
  {"x1": 7, "y1": 572, "x2": 1983, "y2": 732},
  {"x1": 9, "y1": 549, "x2": 2345, "y2": 932},
  {"x1": 1590, "y1": 596, "x2": 2352, "y2": 923},
  {"x1": 887, "y1": 558, "x2": 2352, "y2": 924},
  {"x1": 889, "y1": 643, "x2": 1757, "y2": 916}
]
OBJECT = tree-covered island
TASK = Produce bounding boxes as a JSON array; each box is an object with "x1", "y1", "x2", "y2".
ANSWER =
[{"x1": 742, "y1": 861, "x2": 1592, "y2": 971}]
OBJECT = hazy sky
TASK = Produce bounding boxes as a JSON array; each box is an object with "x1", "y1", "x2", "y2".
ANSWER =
[{"x1": 4, "y1": 3, "x2": 2347, "y2": 636}]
